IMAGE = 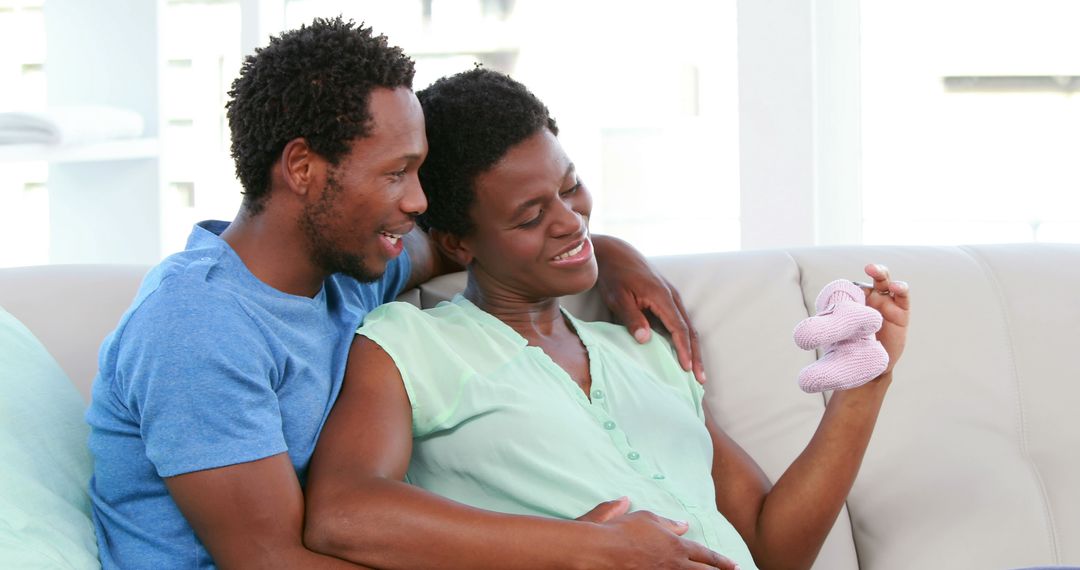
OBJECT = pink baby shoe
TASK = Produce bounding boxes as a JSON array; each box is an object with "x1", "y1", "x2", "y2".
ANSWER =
[{"x1": 793, "y1": 279, "x2": 888, "y2": 393}]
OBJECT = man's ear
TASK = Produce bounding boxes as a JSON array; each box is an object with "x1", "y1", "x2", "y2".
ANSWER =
[
  {"x1": 277, "y1": 137, "x2": 322, "y2": 197},
  {"x1": 430, "y1": 228, "x2": 474, "y2": 267}
]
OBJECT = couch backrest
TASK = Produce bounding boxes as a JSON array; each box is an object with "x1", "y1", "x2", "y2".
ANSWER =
[
  {"x1": 775, "y1": 245, "x2": 1079, "y2": 569},
  {"x1": 0, "y1": 264, "x2": 147, "y2": 402},
  {"x1": 1, "y1": 244, "x2": 1077, "y2": 569}
]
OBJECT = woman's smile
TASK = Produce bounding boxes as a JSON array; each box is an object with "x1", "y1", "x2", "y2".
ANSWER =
[{"x1": 549, "y1": 234, "x2": 593, "y2": 266}]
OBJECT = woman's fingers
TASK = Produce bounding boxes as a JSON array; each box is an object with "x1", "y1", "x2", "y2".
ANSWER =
[
  {"x1": 863, "y1": 263, "x2": 892, "y2": 295},
  {"x1": 887, "y1": 280, "x2": 911, "y2": 311},
  {"x1": 856, "y1": 265, "x2": 910, "y2": 326}
]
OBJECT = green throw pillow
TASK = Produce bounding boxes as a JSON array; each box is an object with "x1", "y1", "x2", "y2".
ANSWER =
[{"x1": 0, "y1": 307, "x2": 100, "y2": 569}]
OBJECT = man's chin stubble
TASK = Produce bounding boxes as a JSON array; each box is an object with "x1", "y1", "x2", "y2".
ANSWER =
[{"x1": 315, "y1": 246, "x2": 382, "y2": 283}]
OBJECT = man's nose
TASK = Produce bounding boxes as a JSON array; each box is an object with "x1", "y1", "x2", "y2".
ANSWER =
[{"x1": 402, "y1": 173, "x2": 427, "y2": 216}]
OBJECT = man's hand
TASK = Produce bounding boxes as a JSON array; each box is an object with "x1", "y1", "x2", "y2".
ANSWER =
[
  {"x1": 576, "y1": 498, "x2": 740, "y2": 570},
  {"x1": 592, "y1": 235, "x2": 706, "y2": 384}
]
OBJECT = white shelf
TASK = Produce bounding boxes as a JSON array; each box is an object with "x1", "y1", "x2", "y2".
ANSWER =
[{"x1": 0, "y1": 137, "x2": 159, "y2": 163}]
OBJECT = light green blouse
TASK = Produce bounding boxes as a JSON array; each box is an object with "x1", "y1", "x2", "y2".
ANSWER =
[{"x1": 357, "y1": 295, "x2": 757, "y2": 568}]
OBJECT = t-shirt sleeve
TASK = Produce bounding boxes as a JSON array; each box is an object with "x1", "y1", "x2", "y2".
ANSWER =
[
  {"x1": 115, "y1": 285, "x2": 286, "y2": 477},
  {"x1": 356, "y1": 302, "x2": 471, "y2": 437}
]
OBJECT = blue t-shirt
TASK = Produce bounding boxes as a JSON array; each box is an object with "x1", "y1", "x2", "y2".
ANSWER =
[{"x1": 85, "y1": 220, "x2": 411, "y2": 569}]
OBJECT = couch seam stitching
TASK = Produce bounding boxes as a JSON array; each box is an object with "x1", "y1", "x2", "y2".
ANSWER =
[{"x1": 961, "y1": 244, "x2": 1059, "y2": 563}]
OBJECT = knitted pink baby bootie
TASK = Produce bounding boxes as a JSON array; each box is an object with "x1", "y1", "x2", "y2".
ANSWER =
[
  {"x1": 793, "y1": 280, "x2": 882, "y2": 350},
  {"x1": 793, "y1": 280, "x2": 888, "y2": 393}
]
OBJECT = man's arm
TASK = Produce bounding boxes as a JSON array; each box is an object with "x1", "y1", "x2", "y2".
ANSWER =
[
  {"x1": 405, "y1": 229, "x2": 706, "y2": 383},
  {"x1": 401, "y1": 227, "x2": 460, "y2": 291},
  {"x1": 115, "y1": 289, "x2": 364, "y2": 569},
  {"x1": 591, "y1": 235, "x2": 705, "y2": 383},
  {"x1": 707, "y1": 265, "x2": 910, "y2": 570},
  {"x1": 164, "y1": 455, "x2": 367, "y2": 569},
  {"x1": 303, "y1": 337, "x2": 736, "y2": 570}
]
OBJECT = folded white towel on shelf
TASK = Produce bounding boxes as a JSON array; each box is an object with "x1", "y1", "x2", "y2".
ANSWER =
[{"x1": 0, "y1": 106, "x2": 145, "y2": 146}]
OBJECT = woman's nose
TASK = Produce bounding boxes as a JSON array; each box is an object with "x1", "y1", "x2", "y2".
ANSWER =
[{"x1": 550, "y1": 199, "x2": 584, "y2": 237}]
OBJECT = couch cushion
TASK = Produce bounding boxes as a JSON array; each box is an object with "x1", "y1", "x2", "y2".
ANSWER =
[
  {"x1": 0, "y1": 307, "x2": 99, "y2": 569},
  {"x1": 787, "y1": 245, "x2": 1079, "y2": 569},
  {"x1": 0, "y1": 264, "x2": 148, "y2": 402}
]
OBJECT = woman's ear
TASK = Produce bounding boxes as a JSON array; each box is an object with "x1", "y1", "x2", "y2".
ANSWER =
[
  {"x1": 430, "y1": 228, "x2": 474, "y2": 267},
  {"x1": 278, "y1": 137, "x2": 321, "y2": 197}
]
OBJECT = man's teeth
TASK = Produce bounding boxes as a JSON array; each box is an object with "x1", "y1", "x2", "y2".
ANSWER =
[
  {"x1": 554, "y1": 242, "x2": 584, "y2": 261},
  {"x1": 381, "y1": 231, "x2": 401, "y2": 245}
]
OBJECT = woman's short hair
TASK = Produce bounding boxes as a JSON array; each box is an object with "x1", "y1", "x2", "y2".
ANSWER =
[{"x1": 417, "y1": 67, "x2": 558, "y2": 236}]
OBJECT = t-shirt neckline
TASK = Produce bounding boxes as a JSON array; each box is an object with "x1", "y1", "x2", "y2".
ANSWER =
[{"x1": 192, "y1": 220, "x2": 329, "y2": 305}]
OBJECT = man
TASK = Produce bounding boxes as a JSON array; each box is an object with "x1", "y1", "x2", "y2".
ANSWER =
[{"x1": 86, "y1": 17, "x2": 718, "y2": 568}]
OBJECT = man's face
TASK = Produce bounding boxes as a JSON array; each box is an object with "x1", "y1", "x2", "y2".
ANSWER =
[
  {"x1": 462, "y1": 128, "x2": 597, "y2": 299},
  {"x1": 300, "y1": 87, "x2": 428, "y2": 282}
]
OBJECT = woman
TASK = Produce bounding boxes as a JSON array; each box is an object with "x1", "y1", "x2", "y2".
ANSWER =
[{"x1": 305, "y1": 69, "x2": 910, "y2": 570}]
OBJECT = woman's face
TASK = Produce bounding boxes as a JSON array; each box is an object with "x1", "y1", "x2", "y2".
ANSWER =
[{"x1": 460, "y1": 128, "x2": 597, "y2": 300}]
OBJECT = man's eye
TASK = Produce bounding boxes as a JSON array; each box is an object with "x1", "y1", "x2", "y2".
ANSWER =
[{"x1": 389, "y1": 169, "x2": 407, "y2": 179}]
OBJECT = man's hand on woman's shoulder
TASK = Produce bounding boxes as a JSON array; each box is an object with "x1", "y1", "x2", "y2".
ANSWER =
[{"x1": 592, "y1": 235, "x2": 707, "y2": 385}]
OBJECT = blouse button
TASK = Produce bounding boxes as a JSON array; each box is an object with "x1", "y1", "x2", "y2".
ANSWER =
[
  {"x1": 603, "y1": 420, "x2": 617, "y2": 430},
  {"x1": 652, "y1": 473, "x2": 666, "y2": 480},
  {"x1": 592, "y1": 389, "x2": 605, "y2": 400},
  {"x1": 627, "y1": 451, "x2": 641, "y2": 461}
]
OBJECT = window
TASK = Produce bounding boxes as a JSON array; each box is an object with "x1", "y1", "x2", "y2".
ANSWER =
[
  {"x1": 160, "y1": 0, "x2": 244, "y2": 255},
  {"x1": 4, "y1": 1, "x2": 739, "y2": 266},
  {"x1": 861, "y1": 0, "x2": 1080, "y2": 245},
  {"x1": 283, "y1": 0, "x2": 741, "y2": 255}
]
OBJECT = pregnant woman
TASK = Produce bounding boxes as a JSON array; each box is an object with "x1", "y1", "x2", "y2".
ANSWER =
[{"x1": 304, "y1": 68, "x2": 910, "y2": 570}]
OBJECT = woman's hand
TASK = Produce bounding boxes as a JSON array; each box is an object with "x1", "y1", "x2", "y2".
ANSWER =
[{"x1": 859, "y1": 263, "x2": 911, "y2": 377}]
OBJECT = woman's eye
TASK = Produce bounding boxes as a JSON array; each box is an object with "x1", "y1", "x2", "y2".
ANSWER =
[
  {"x1": 518, "y1": 210, "x2": 543, "y2": 228},
  {"x1": 560, "y1": 183, "x2": 580, "y2": 197}
]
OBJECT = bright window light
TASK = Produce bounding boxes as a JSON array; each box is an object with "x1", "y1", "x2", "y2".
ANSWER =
[{"x1": 862, "y1": 0, "x2": 1080, "y2": 245}]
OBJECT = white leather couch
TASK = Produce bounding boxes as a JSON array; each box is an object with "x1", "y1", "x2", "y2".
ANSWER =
[{"x1": 1, "y1": 243, "x2": 1078, "y2": 569}]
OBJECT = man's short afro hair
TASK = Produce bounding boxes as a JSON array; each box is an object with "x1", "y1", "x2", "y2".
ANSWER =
[
  {"x1": 226, "y1": 16, "x2": 415, "y2": 213},
  {"x1": 417, "y1": 67, "x2": 558, "y2": 236}
]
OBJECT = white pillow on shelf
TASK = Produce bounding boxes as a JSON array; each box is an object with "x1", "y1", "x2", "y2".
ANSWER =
[{"x1": 0, "y1": 106, "x2": 144, "y2": 146}]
